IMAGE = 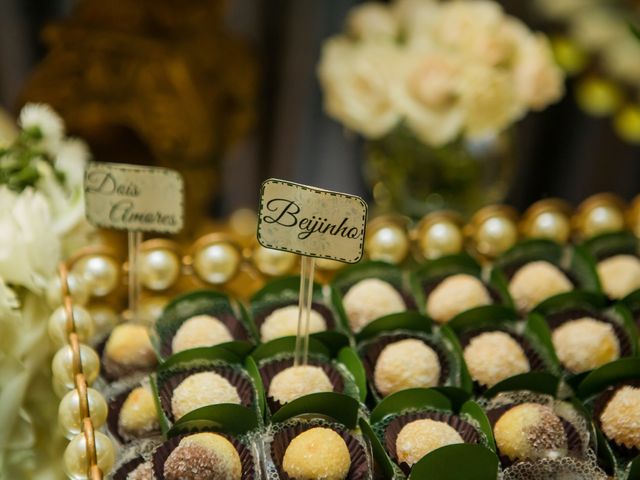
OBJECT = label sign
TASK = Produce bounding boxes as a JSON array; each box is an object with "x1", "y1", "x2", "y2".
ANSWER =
[
  {"x1": 84, "y1": 162, "x2": 184, "y2": 233},
  {"x1": 257, "y1": 179, "x2": 367, "y2": 263}
]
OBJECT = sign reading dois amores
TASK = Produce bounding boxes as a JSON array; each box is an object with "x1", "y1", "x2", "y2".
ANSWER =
[
  {"x1": 257, "y1": 179, "x2": 367, "y2": 263},
  {"x1": 84, "y1": 162, "x2": 184, "y2": 233}
]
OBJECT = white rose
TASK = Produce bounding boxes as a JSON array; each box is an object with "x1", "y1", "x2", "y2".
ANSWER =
[
  {"x1": 18, "y1": 103, "x2": 65, "y2": 155},
  {"x1": 347, "y1": 2, "x2": 398, "y2": 41},
  {"x1": 55, "y1": 138, "x2": 90, "y2": 188},
  {"x1": 394, "y1": 0, "x2": 441, "y2": 49},
  {"x1": 318, "y1": 37, "x2": 402, "y2": 138},
  {"x1": 0, "y1": 187, "x2": 61, "y2": 292},
  {"x1": 394, "y1": 50, "x2": 465, "y2": 146},
  {"x1": 460, "y1": 64, "x2": 522, "y2": 138},
  {"x1": 513, "y1": 35, "x2": 565, "y2": 110}
]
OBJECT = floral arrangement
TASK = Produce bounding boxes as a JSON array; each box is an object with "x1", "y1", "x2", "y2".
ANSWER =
[
  {"x1": 318, "y1": 0, "x2": 565, "y2": 146},
  {"x1": 0, "y1": 104, "x2": 90, "y2": 478}
]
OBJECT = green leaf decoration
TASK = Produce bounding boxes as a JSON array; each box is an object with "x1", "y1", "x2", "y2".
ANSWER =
[
  {"x1": 483, "y1": 372, "x2": 560, "y2": 398},
  {"x1": 270, "y1": 392, "x2": 360, "y2": 429},
  {"x1": 414, "y1": 253, "x2": 482, "y2": 282},
  {"x1": 524, "y1": 313, "x2": 561, "y2": 368},
  {"x1": 621, "y1": 289, "x2": 640, "y2": 312},
  {"x1": 244, "y1": 356, "x2": 266, "y2": 420},
  {"x1": 329, "y1": 285, "x2": 352, "y2": 333},
  {"x1": 332, "y1": 261, "x2": 406, "y2": 289},
  {"x1": 167, "y1": 404, "x2": 260, "y2": 437},
  {"x1": 594, "y1": 426, "x2": 617, "y2": 476},
  {"x1": 408, "y1": 444, "x2": 499, "y2": 480},
  {"x1": 577, "y1": 358, "x2": 640, "y2": 400},
  {"x1": 628, "y1": 455, "x2": 640, "y2": 480},
  {"x1": 582, "y1": 231, "x2": 639, "y2": 260},
  {"x1": 532, "y1": 290, "x2": 607, "y2": 316},
  {"x1": 150, "y1": 373, "x2": 170, "y2": 434},
  {"x1": 432, "y1": 387, "x2": 471, "y2": 413},
  {"x1": 250, "y1": 336, "x2": 330, "y2": 362},
  {"x1": 160, "y1": 345, "x2": 244, "y2": 372},
  {"x1": 447, "y1": 305, "x2": 519, "y2": 334},
  {"x1": 570, "y1": 245, "x2": 602, "y2": 293},
  {"x1": 488, "y1": 269, "x2": 514, "y2": 308},
  {"x1": 338, "y1": 347, "x2": 368, "y2": 403},
  {"x1": 356, "y1": 311, "x2": 432, "y2": 342},
  {"x1": 251, "y1": 276, "x2": 323, "y2": 304},
  {"x1": 370, "y1": 388, "x2": 451, "y2": 425},
  {"x1": 612, "y1": 303, "x2": 639, "y2": 356},
  {"x1": 495, "y1": 239, "x2": 564, "y2": 270},
  {"x1": 310, "y1": 330, "x2": 351, "y2": 356},
  {"x1": 439, "y1": 325, "x2": 473, "y2": 393},
  {"x1": 461, "y1": 400, "x2": 496, "y2": 452},
  {"x1": 359, "y1": 418, "x2": 396, "y2": 480}
]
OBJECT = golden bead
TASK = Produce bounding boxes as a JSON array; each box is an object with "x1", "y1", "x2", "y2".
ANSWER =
[
  {"x1": 46, "y1": 273, "x2": 89, "y2": 308},
  {"x1": 253, "y1": 245, "x2": 296, "y2": 276},
  {"x1": 72, "y1": 255, "x2": 120, "y2": 297},
  {"x1": 520, "y1": 199, "x2": 572, "y2": 244},
  {"x1": 58, "y1": 387, "x2": 108, "y2": 438},
  {"x1": 193, "y1": 241, "x2": 241, "y2": 284},
  {"x1": 52, "y1": 344, "x2": 100, "y2": 388},
  {"x1": 48, "y1": 305, "x2": 95, "y2": 347},
  {"x1": 414, "y1": 212, "x2": 464, "y2": 260},
  {"x1": 229, "y1": 208, "x2": 258, "y2": 238},
  {"x1": 468, "y1": 205, "x2": 519, "y2": 258},
  {"x1": 366, "y1": 224, "x2": 409, "y2": 264},
  {"x1": 64, "y1": 431, "x2": 115, "y2": 479},
  {"x1": 575, "y1": 193, "x2": 626, "y2": 239},
  {"x1": 139, "y1": 248, "x2": 181, "y2": 291}
]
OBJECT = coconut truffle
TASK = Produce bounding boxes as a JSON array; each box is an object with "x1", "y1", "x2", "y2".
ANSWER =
[
  {"x1": 600, "y1": 386, "x2": 640, "y2": 450},
  {"x1": 127, "y1": 461, "x2": 155, "y2": 480},
  {"x1": 171, "y1": 371, "x2": 240, "y2": 420},
  {"x1": 172, "y1": 315, "x2": 233, "y2": 353},
  {"x1": 164, "y1": 433, "x2": 241, "y2": 480},
  {"x1": 396, "y1": 419, "x2": 463, "y2": 466},
  {"x1": 282, "y1": 427, "x2": 351, "y2": 480},
  {"x1": 426, "y1": 274, "x2": 491, "y2": 324},
  {"x1": 268, "y1": 365, "x2": 333, "y2": 404},
  {"x1": 260, "y1": 305, "x2": 327, "y2": 342},
  {"x1": 494, "y1": 403, "x2": 567, "y2": 461},
  {"x1": 551, "y1": 317, "x2": 620, "y2": 374},
  {"x1": 104, "y1": 324, "x2": 157, "y2": 377},
  {"x1": 374, "y1": 339, "x2": 440, "y2": 396},
  {"x1": 509, "y1": 261, "x2": 572, "y2": 312},
  {"x1": 343, "y1": 278, "x2": 406, "y2": 333},
  {"x1": 597, "y1": 254, "x2": 640, "y2": 300},
  {"x1": 118, "y1": 386, "x2": 160, "y2": 439},
  {"x1": 463, "y1": 332, "x2": 530, "y2": 387}
]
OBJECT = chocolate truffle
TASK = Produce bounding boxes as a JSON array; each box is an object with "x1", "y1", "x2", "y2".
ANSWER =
[
  {"x1": 374, "y1": 339, "x2": 440, "y2": 396},
  {"x1": 118, "y1": 386, "x2": 160, "y2": 439},
  {"x1": 260, "y1": 305, "x2": 327, "y2": 342},
  {"x1": 164, "y1": 433, "x2": 242, "y2": 480},
  {"x1": 172, "y1": 315, "x2": 233, "y2": 353},
  {"x1": 463, "y1": 332, "x2": 530, "y2": 387},
  {"x1": 600, "y1": 385, "x2": 640, "y2": 450},
  {"x1": 396, "y1": 419, "x2": 463, "y2": 466},
  {"x1": 104, "y1": 324, "x2": 157, "y2": 377},
  {"x1": 494, "y1": 403, "x2": 567, "y2": 461},
  {"x1": 597, "y1": 254, "x2": 640, "y2": 300},
  {"x1": 282, "y1": 427, "x2": 351, "y2": 480},
  {"x1": 508, "y1": 261, "x2": 572, "y2": 312},
  {"x1": 426, "y1": 274, "x2": 491, "y2": 324},
  {"x1": 551, "y1": 317, "x2": 620, "y2": 373},
  {"x1": 127, "y1": 461, "x2": 155, "y2": 480},
  {"x1": 171, "y1": 371, "x2": 240, "y2": 420},
  {"x1": 268, "y1": 365, "x2": 333, "y2": 404},
  {"x1": 343, "y1": 278, "x2": 406, "y2": 333}
]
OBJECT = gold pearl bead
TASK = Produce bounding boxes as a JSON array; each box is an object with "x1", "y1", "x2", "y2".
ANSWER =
[
  {"x1": 366, "y1": 224, "x2": 409, "y2": 264},
  {"x1": 417, "y1": 219, "x2": 463, "y2": 259},
  {"x1": 139, "y1": 248, "x2": 181, "y2": 291},
  {"x1": 193, "y1": 242, "x2": 241, "y2": 284},
  {"x1": 525, "y1": 211, "x2": 571, "y2": 243},
  {"x1": 48, "y1": 305, "x2": 95, "y2": 347},
  {"x1": 469, "y1": 206, "x2": 519, "y2": 258},
  {"x1": 52, "y1": 344, "x2": 100, "y2": 388},
  {"x1": 575, "y1": 194, "x2": 626, "y2": 239},
  {"x1": 64, "y1": 431, "x2": 115, "y2": 479},
  {"x1": 58, "y1": 387, "x2": 108, "y2": 438},
  {"x1": 86, "y1": 304, "x2": 119, "y2": 340},
  {"x1": 72, "y1": 255, "x2": 120, "y2": 297},
  {"x1": 254, "y1": 245, "x2": 296, "y2": 276},
  {"x1": 46, "y1": 273, "x2": 89, "y2": 308}
]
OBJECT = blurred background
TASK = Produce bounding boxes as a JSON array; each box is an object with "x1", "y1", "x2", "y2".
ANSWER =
[{"x1": 1, "y1": 0, "x2": 639, "y2": 220}]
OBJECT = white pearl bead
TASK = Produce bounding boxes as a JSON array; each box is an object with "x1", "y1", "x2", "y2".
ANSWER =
[
  {"x1": 139, "y1": 249, "x2": 181, "y2": 291},
  {"x1": 58, "y1": 387, "x2": 108, "y2": 438},
  {"x1": 419, "y1": 221, "x2": 463, "y2": 259},
  {"x1": 366, "y1": 225, "x2": 409, "y2": 264},
  {"x1": 46, "y1": 274, "x2": 90, "y2": 308},
  {"x1": 86, "y1": 304, "x2": 120, "y2": 340},
  {"x1": 73, "y1": 255, "x2": 119, "y2": 297},
  {"x1": 254, "y1": 245, "x2": 296, "y2": 276},
  {"x1": 193, "y1": 242, "x2": 240, "y2": 284},
  {"x1": 52, "y1": 344, "x2": 100, "y2": 388},
  {"x1": 48, "y1": 305, "x2": 95, "y2": 347},
  {"x1": 63, "y1": 431, "x2": 115, "y2": 479}
]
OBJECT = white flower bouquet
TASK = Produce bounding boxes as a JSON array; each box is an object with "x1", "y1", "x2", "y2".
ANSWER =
[{"x1": 318, "y1": 0, "x2": 565, "y2": 146}]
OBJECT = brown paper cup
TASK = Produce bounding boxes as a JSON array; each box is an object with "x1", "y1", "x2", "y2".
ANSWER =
[{"x1": 107, "y1": 386, "x2": 161, "y2": 444}]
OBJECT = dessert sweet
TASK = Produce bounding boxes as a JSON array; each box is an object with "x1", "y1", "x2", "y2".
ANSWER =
[
  {"x1": 494, "y1": 403, "x2": 567, "y2": 461},
  {"x1": 172, "y1": 315, "x2": 233, "y2": 352},
  {"x1": 104, "y1": 324, "x2": 157, "y2": 378},
  {"x1": 268, "y1": 365, "x2": 333, "y2": 404},
  {"x1": 374, "y1": 338, "x2": 440, "y2": 396},
  {"x1": 600, "y1": 385, "x2": 640, "y2": 450},
  {"x1": 463, "y1": 331, "x2": 530, "y2": 387},
  {"x1": 171, "y1": 371, "x2": 240, "y2": 420},
  {"x1": 260, "y1": 305, "x2": 327, "y2": 342},
  {"x1": 163, "y1": 433, "x2": 242, "y2": 480},
  {"x1": 551, "y1": 317, "x2": 620, "y2": 373},
  {"x1": 426, "y1": 274, "x2": 491, "y2": 324},
  {"x1": 282, "y1": 427, "x2": 351, "y2": 480},
  {"x1": 118, "y1": 386, "x2": 160, "y2": 439},
  {"x1": 342, "y1": 278, "x2": 406, "y2": 332},
  {"x1": 597, "y1": 254, "x2": 640, "y2": 300},
  {"x1": 396, "y1": 419, "x2": 463, "y2": 466},
  {"x1": 508, "y1": 261, "x2": 572, "y2": 312}
]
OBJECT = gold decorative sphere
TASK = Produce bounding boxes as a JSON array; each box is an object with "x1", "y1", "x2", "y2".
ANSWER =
[
  {"x1": 46, "y1": 273, "x2": 89, "y2": 308},
  {"x1": 72, "y1": 254, "x2": 120, "y2": 297},
  {"x1": 520, "y1": 199, "x2": 572, "y2": 244},
  {"x1": 192, "y1": 240, "x2": 241, "y2": 285},
  {"x1": 574, "y1": 194, "x2": 626, "y2": 239},
  {"x1": 64, "y1": 430, "x2": 115, "y2": 479},
  {"x1": 414, "y1": 212, "x2": 464, "y2": 260},
  {"x1": 52, "y1": 344, "x2": 100, "y2": 388},
  {"x1": 48, "y1": 305, "x2": 95, "y2": 347},
  {"x1": 253, "y1": 244, "x2": 297, "y2": 276},
  {"x1": 59, "y1": 387, "x2": 108, "y2": 438},
  {"x1": 365, "y1": 220, "x2": 409, "y2": 264},
  {"x1": 139, "y1": 246, "x2": 181, "y2": 291},
  {"x1": 468, "y1": 205, "x2": 519, "y2": 258}
]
